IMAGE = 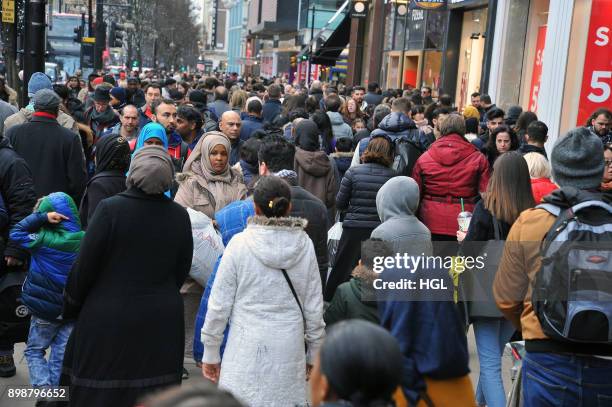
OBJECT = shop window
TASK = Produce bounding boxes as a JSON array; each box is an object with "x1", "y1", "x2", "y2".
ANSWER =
[
  {"x1": 384, "y1": 3, "x2": 395, "y2": 51},
  {"x1": 394, "y1": 15, "x2": 406, "y2": 50},
  {"x1": 425, "y1": 10, "x2": 446, "y2": 50},
  {"x1": 422, "y1": 50, "x2": 443, "y2": 92},
  {"x1": 406, "y1": 9, "x2": 426, "y2": 50},
  {"x1": 455, "y1": 8, "x2": 488, "y2": 109}
]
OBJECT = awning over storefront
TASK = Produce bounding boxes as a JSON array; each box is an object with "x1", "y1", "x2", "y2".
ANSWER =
[{"x1": 311, "y1": 14, "x2": 351, "y2": 66}]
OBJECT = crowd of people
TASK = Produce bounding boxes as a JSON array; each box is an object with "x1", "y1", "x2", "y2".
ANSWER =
[{"x1": 0, "y1": 67, "x2": 611, "y2": 407}]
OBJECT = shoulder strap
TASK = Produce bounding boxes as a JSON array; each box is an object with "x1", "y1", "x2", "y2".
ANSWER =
[
  {"x1": 536, "y1": 203, "x2": 562, "y2": 217},
  {"x1": 492, "y1": 215, "x2": 501, "y2": 241},
  {"x1": 571, "y1": 200, "x2": 612, "y2": 215},
  {"x1": 281, "y1": 268, "x2": 305, "y2": 322}
]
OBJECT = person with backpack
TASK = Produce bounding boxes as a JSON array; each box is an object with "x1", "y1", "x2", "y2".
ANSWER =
[
  {"x1": 457, "y1": 152, "x2": 535, "y2": 407},
  {"x1": 324, "y1": 135, "x2": 396, "y2": 302},
  {"x1": 201, "y1": 176, "x2": 325, "y2": 407},
  {"x1": 351, "y1": 109, "x2": 427, "y2": 177},
  {"x1": 494, "y1": 127, "x2": 612, "y2": 406},
  {"x1": 412, "y1": 114, "x2": 490, "y2": 254},
  {"x1": 10, "y1": 192, "x2": 84, "y2": 389}
]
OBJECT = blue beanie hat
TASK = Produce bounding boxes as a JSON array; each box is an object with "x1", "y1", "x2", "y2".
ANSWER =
[
  {"x1": 28, "y1": 72, "x2": 52, "y2": 97},
  {"x1": 109, "y1": 87, "x2": 127, "y2": 104}
]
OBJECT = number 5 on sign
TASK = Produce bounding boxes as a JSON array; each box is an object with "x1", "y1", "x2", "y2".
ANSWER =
[{"x1": 587, "y1": 71, "x2": 612, "y2": 103}]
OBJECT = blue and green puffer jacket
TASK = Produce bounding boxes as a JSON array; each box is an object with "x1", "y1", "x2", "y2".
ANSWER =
[{"x1": 9, "y1": 192, "x2": 84, "y2": 321}]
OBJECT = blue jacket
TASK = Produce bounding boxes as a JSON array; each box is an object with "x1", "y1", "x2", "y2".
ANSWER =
[
  {"x1": 262, "y1": 99, "x2": 282, "y2": 124},
  {"x1": 240, "y1": 114, "x2": 264, "y2": 141},
  {"x1": 379, "y1": 287, "x2": 470, "y2": 405},
  {"x1": 192, "y1": 200, "x2": 256, "y2": 362},
  {"x1": 10, "y1": 192, "x2": 84, "y2": 321}
]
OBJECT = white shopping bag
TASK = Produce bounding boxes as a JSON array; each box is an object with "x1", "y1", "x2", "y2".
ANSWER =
[
  {"x1": 327, "y1": 221, "x2": 343, "y2": 272},
  {"x1": 186, "y1": 208, "x2": 225, "y2": 286}
]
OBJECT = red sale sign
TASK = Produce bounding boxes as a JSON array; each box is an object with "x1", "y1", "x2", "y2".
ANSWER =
[
  {"x1": 577, "y1": 0, "x2": 612, "y2": 125},
  {"x1": 528, "y1": 26, "x2": 546, "y2": 113}
]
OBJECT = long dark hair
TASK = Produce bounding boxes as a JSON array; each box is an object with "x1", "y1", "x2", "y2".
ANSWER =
[
  {"x1": 484, "y1": 151, "x2": 535, "y2": 224},
  {"x1": 311, "y1": 110, "x2": 334, "y2": 154},
  {"x1": 486, "y1": 125, "x2": 519, "y2": 163},
  {"x1": 319, "y1": 320, "x2": 402, "y2": 407},
  {"x1": 253, "y1": 176, "x2": 292, "y2": 218}
]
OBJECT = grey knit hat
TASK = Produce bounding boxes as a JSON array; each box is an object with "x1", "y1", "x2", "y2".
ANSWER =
[
  {"x1": 551, "y1": 127, "x2": 604, "y2": 189},
  {"x1": 32, "y1": 89, "x2": 61, "y2": 111}
]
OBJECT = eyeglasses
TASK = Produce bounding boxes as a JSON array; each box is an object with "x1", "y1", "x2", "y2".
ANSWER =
[{"x1": 605, "y1": 160, "x2": 612, "y2": 168}]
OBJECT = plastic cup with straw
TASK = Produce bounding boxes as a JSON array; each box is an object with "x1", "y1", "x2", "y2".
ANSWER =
[{"x1": 457, "y1": 198, "x2": 472, "y2": 232}]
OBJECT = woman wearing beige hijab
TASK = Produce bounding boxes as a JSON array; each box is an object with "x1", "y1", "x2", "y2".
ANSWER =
[
  {"x1": 175, "y1": 131, "x2": 247, "y2": 219},
  {"x1": 174, "y1": 132, "x2": 246, "y2": 373}
]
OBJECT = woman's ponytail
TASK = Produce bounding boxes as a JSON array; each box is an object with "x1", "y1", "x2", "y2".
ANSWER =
[{"x1": 253, "y1": 176, "x2": 292, "y2": 218}]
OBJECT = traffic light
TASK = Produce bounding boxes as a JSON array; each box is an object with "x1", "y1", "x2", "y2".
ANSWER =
[
  {"x1": 73, "y1": 25, "x2": 83, "y2": 43},
  {"x1": 109, "y1": 22, "x2": 126, "y2": 48}
]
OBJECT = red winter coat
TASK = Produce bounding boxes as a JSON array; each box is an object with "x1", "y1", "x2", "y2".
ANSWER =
[
  {"x1": 530, "y1": 177, "x2": 558, "y2": 203},
  {"x1": 412, "y1": 133, "x2": 490, "y2": 236}
]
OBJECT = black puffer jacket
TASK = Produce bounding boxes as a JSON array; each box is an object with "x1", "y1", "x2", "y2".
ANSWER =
[
  {"x1": 0, "y1": 136, "x2": 37, "y2": 267},
  {"x1": 336, "y1": 162, "x2": 396, "y2": 229},
  {"x1": 287, "y1": 181, "x2": 329, "y2": 289}
]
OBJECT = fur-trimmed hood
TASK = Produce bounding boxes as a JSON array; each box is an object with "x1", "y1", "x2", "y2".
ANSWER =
[{"x1": 242, "y1": 215, "x2": 312, "y2": 270}]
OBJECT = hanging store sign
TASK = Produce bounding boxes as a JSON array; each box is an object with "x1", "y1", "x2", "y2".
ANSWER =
[
  {"x1": 409, "y1": 0, "x2": 447, "y2": 10},
  {"x1": 350, "y1": 1, "x2": 369, "y2": 19},
  {"x1": 577, "y1": 0, "x2": 612, "y2": 125},
  {"x1": 528, "y1": 26, "x2": 547, "y2": 113},
  {"x1": 2, "y1": 0, "x2": 15, "y2": 24}
]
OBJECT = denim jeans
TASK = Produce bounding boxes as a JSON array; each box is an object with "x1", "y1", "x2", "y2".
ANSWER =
[
  {"x1": 522, "y1": 351, "x2": 612, "y2": 407},
  {"x1": 473, "y1": 318, "x2": 515, "y2": 407},
  {"x1": 24, "y1": 316, "x2": 73, "y2": 386}
]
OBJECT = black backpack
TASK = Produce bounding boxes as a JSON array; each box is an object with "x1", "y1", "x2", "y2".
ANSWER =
[
  {"x1": 533, "y1": 190, "x2": 612, "y2": 344},
  {"x1": 392, "y1": 136, "x2": 423, "y2": 177}
]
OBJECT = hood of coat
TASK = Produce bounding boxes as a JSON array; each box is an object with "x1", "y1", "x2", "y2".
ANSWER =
[
  {"x1": 295, "y1": 148, "x2": 332, "y2": 177},
  {"x1": 376, "y1": 176, "x2": 420, "y2": 222},
  {"x1": 377, "y1": 112, "x2": 416, "y2": 134},
  {"x1": 327, "y1": 111, "x2": 346, "y2": 126},
  {"x1": 428, "y1": 133, "x2": 480, "y2": 167},
  {"x1": 243, "y1": 216, "x2": 311, "y2": 270}
]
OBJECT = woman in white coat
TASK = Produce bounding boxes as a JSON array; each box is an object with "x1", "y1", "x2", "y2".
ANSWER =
[{"x1": 201, "y1": 176, "x2": 325, "y2": 407}]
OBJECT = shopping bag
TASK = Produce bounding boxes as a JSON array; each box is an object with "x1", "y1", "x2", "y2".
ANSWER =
[
  {"x1": 186, "y1": 208, "x2": 225, "y2": 286},
  {"x1": 327, "y1": 221, "x2": 343, "y2": 269}
]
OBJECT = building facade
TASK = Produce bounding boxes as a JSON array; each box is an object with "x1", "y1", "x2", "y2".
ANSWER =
[
  {"x1": 225, "y1": 0, "x2": 247, "y2": 74},
  {"x1": 246, "y1": 0, "x2": 300, "y2": 79},
  {"x1": 487, "y1": 0, "x2": 611, "y2": 153}
]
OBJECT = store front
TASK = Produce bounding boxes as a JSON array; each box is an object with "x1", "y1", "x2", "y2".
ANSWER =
[
  {"x1": 489, "y1": 0, "x2": 611, "y2": 152},
  {"x1": 440, "y1": 0, "x2": 494, "y2": 109},
  {"x1": 380, "y1": 4, "x2": 445, "y2": 92}
]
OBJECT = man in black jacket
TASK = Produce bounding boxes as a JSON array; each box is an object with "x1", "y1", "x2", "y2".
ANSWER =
[
  {"x1": 258, "y1": 136, "x2": 330, "y2": 290},
  {"x1": 6, "y1": 89, "x2": 87, "y2": 204},
  {"x1": 0, "y1": 136, "x2": 37, "y2": 377}
]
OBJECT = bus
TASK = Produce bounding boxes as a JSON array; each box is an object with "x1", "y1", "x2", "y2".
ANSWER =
[{"x1": 47, "y1": 13, "x2": 84, "y2": 76}]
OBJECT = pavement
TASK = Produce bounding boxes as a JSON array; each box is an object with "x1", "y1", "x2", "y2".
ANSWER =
[{"x1": 1, "y1": 327, "x2": 513, "y2": 406}]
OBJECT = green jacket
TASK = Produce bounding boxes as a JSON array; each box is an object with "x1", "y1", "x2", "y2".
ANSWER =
[{"x1": 324, "y1": 277, "x2": 379, "y2": 326}]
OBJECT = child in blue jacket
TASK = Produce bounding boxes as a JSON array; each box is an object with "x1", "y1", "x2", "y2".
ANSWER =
[{"x1": 10, "y1": 192, "x2": 84, "y2": 387}]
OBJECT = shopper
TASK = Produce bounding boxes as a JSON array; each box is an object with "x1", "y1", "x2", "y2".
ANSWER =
[
  {"x1": 174, "y1": 131, "x2": 246, "y2": 219},
  {"x1": 62, "y1": 146, "x2": 193, "y2": 407},
  {"x1": 494, "y1": 127, "x2": 612, "y2": 406},
  {"x1": 325, "y1": 135, "x2": 396, "y2": 301},
  {"x1": 201, "y1": 176, "x2": 325, "y2": 407},
  {"x1": 309, "y1": 320, "x2": 402, "y2": 407},
  {"x1": 484, "y1": 125, "x2": 519, "y2": 168},
  {"x1": 294, "y1": 119, "x2": 338, "y2": 222},
  {"x1": 458, "y1": 152, "x2": 535, "y2": 407},
  {"x1": 524, "y1": 152, "x2": 558, "y2": 203},
  {"x1": 11, "y1": 193, "x2": 84, "y2": 388},
  {"x1": 412, "y1": 114, "x2": 490, "y2": 249}
]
